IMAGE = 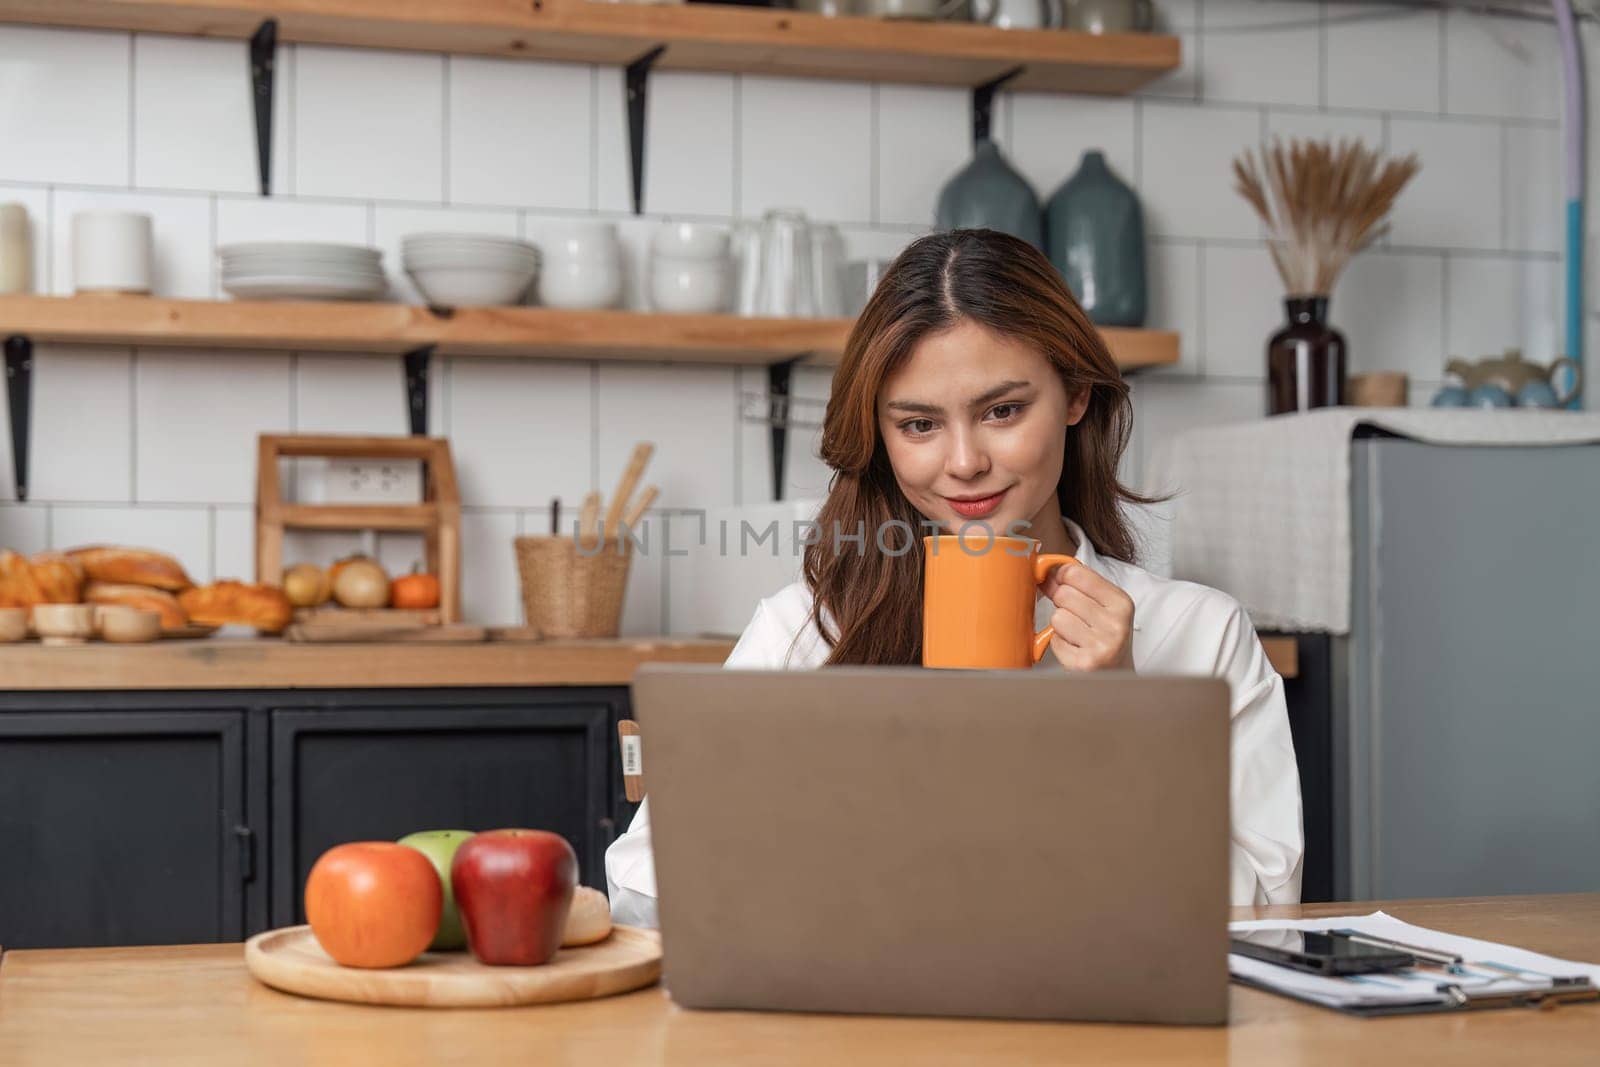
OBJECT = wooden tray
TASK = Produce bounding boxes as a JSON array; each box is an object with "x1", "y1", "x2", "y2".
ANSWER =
[{"x1": 244, "y1": 924, "x2": 661, "y2": 1008}]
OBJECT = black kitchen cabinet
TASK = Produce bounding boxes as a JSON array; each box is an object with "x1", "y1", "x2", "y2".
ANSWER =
[
  {"x1": 0, "y1": 706, "x2": 255, "y2": 950},
  {"x1": 0, "y1": 687, "x2": 631, "y2": 949},
  {"x1": 269, "y1": 691, "x2": 621, "y2": 927}
]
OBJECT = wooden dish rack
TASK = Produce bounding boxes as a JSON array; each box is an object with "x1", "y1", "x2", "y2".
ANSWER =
[{"x1": 255, "y1": 434, "x2": 462, "y2": 624}]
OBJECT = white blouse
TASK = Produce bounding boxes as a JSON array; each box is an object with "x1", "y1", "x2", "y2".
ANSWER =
[{"x1": 605, "y1": 520, "x2": 1305, "y2": 927}]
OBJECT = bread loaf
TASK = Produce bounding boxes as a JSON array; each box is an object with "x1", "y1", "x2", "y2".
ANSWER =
[
  {"x1": 29, "y1": 552, "x2": 84, "y2": 604},
  {"x1": 84, "y1": 582, "x2": 188, "y2": 632},
  {"x1": 0, "y1": 550, "x2": 45, "y2": 608},
  {"x1": 179, "y1": 581, "x2": 293, "y2": 634},
  {"x1": 66, "y1": 545, "x2": 194, "y2": 592},
  {"x1": 561, "y1": 886, "x2": 613, "y2": 947}
]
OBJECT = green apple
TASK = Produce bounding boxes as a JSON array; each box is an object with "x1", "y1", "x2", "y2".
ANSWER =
[{"x1": 398, "y1": 829, "x2": 475, "y2": 950}]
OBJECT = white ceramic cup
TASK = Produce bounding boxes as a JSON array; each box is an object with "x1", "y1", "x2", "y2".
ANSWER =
[
  {"x1": 649, "y1": 258, "x2": 730, "y2": 314},
  {"x1": 73, "y1": 210, "x2": 154, "y2": 294},
  {"x1": 539, "y1": 258, "x2": 624, "y2": 310}
]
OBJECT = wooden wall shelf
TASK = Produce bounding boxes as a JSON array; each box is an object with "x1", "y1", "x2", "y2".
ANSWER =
[
  {"x1": 2, "y1": 0, "x2": 1181, "y2": 95},
  {"x1": 0, "y1": 295, "x2": 1180, "y2": 371}
]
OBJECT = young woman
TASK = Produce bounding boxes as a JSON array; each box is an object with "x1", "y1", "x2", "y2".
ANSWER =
[{"x1": 606, "y1": 229, "x2": 1302, "y2": 925}]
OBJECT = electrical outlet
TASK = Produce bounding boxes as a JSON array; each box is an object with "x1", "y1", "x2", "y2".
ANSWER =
[{"x1": 324, "y1": 458, "x2": 423, "y2": 504}]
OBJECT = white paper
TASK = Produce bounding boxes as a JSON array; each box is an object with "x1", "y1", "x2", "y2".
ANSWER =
[{"x1": 1228, "y1": 911, "x2": 1600, "y2": 1009}]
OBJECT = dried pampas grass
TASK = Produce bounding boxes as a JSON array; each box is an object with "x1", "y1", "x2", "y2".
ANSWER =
[{"x1": 1233, "y1": 138, "x2": 1420, "y2": 297}]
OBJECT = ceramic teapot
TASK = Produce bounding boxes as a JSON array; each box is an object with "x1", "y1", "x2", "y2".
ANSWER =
[{"x1": 1444, "y1": 349, "x2": 1581, "y2": 408}]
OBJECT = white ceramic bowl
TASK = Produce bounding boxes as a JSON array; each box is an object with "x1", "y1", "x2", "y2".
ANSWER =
[
  {"x1": 403, "y1": 232, "x2": 537, "y2": 253},
  {"x1": 538, "y1": 222, "x2": 621, "y2": 265},
  {"x1": 403, "y1": 247, "x2": 540, "y2": 271},
  {"x1": 649, "y1": 260, "x2": 730, "y2": 314},
  {"x1": 538, "y1": 259, "x2": 623, "y2": 310},
  {"x1": 650, "y1": 222, "x2": 729, "y2": 262},
  {"x1": 407, "y1": 264, "x2": 537, "y2": 307}
]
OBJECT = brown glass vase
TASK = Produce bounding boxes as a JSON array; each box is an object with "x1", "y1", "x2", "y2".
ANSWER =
[{"x1": 1267, "y1": 296, "x2": 1346, "y2": 415}]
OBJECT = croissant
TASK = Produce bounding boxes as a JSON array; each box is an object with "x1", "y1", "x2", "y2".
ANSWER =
[
  {"x1": 28, "y1": 552, "x2": 85, "y2": 604},
  {"x1": 0, "y1": 550, "x2": 45, "y2": 608},
  {"x1": 179, "y1": 581, "x2": 293, "y2": 634}
]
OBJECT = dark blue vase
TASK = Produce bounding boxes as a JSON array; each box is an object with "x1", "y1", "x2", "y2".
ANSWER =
[
  {"x1": 1044, "y1": 150, "x2": 1146, "y2": 327},
  {"x1": 935, "y1": 140, "x2": 1043, "y2": 250}
]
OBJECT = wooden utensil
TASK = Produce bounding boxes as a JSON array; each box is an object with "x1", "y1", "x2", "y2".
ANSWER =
[
  {"x1": 603, "y1": 443, "x2": 653, "y2": 538},
  {"x1": 244, "y1": 924, "x2": 660, "y2": 1008},
  {"x1": 622, "y1": 485, "x2": 658, "y2": 529},
  {"x1": 577, "y1": 491, "x2": 601, "y2": 547},
  {"x1": 618, "y1": 719, "x2": 645, "y2": 802}
]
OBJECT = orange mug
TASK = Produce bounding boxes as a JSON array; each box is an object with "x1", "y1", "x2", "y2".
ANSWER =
[{"x1": 922, "y1": 533, "x2": 1076, "y2": 670}]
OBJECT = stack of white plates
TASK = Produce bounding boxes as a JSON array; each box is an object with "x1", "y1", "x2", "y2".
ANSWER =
[
  {"x1": 402, "y1": 233, "x2": 541, "y2": 307},
  {"x1": 219, "y1": 242, "x2": 386, "y2": 301}
]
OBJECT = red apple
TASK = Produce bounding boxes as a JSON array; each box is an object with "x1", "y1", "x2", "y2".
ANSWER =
[{"x1": 451, "y1": 828, "x2": 578, "y2": 966}]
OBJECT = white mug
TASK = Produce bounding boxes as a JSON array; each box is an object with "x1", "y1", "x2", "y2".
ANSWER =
[
  {"x1": 73, "y1": 211, "x2": 154, "y2": 294},
  {"x1": 971, "y1": 0, "x2": 1064, "y2": 28}
]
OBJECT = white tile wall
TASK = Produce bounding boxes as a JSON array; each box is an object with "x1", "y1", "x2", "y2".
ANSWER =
[
  {"x1": 1325, "y1": 6, "x2": 1441, "y2": 114},
  {"x1": 876, "y1": 85, "x2": 969, "y2": 228},
  {"x1": 1145, "y1": 241, "x2": 1201, "y2": 376},
  {"x1": 1005, "y1": 95, "x2": 1136, "y2": 209},
  {"x1": 0, "y1": 26, "x2": 130, "y2": 187},
  {"x1": 1197, "y1": 242, "x2": 1282, "y2": 378},
  {"x1": 1332, "y1": 251, "x2": 1445, "y2": 380},
  {"x1": 50, "y1": 504, "x2": 213, "y2": 582},
  {"x1": 295, "y1": 45, "x2": 445, "y2": 202},
  {"x1": 1387, "y1": 119, "x2": 1502, "y2": 250},
  {"x1": 133, "y1": 35, "x2": 256, "y2": 194},
  {"x1": 739, "y1": 76, "x2": 873, "y2": 222},
  {"x1": 1443, "y1": 11, "x2": 1559, "y2": 122},
  {"x1": 596, "y1": 363, "x2": 738, "y2": 510},
  {"x1": 448, "y1": 358, "x2": 593, "y2": 506},
  {"x1": 1, "y1": 5, "x2": 1583, "y2": 633},
  {"x1": 1504, "y1": 125, "x2": 1562, "y2": 255},
  {"x1": 30, "y1": 345, "x2": 133, "y2": 503},
  {"x1": 1264, "y1": 109, "x2": 1384, "y2": 148},
  {"x1": 1445, "y1": 256, "x2": 1561, "y2": 363},
  {"x1": 448, "y1": 57, "x2": 593, "y2": 211},
  {"x1": 50, "y1": 189, "x2": 213, "y2": 298},
  {"x1": 1200, "y1": 0, "x2": 1320, "y2": 107},
  {"x1": 1138, "y1": 103, "x2": 1262, "y2": 240},
  {"x1": 133, "y1": 349, "x2": 292, "y2": 504},
  {"x1": 0, "y1": 505, "x2": 50, "y2": 553}
]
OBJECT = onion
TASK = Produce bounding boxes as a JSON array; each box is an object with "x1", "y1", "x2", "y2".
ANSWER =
[
  {"x1": 283, "y1": 563, "x2": 330, "y2": 608},
  {"x1": 332, "y1": 559, "x2": 390, "y2": 609}
]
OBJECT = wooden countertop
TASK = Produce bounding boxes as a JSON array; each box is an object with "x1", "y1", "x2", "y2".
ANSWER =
[
  {"x1": 2, "y1": 895, "x2": 1595, "y2": 1065},
  {"x1": 0, "y1": 637, "x2": 737, "y2": 690},
  {"x1": 0, "y1": 634, "x2": 1300, "y2": 690}
]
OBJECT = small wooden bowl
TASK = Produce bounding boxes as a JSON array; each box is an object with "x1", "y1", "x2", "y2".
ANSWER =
[
  {"x1": 31, "y1": 603, "x2": 96, "y2": 646},
  {"x1": 95, "y1": 604, "x2": 163, "y2": 643},
  {"x1": 0, "y1": 607, "x2": 28, "y2": 642}
]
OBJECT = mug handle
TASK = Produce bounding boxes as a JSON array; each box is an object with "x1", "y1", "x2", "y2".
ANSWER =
[{"x1": 1029, "y1": 554, "x2": 1078, "y2": 663}]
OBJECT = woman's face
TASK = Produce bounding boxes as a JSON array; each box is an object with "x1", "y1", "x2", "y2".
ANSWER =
[{"x1": 876, "y1": 318, "x2": 1089, "y2": 537}]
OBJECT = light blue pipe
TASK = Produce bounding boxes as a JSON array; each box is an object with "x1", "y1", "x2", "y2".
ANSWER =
[{"x1": 1553, "y1": 0, "x2": 1585, "y2": 408}]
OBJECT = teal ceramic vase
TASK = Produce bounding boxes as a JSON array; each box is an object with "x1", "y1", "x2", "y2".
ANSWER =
[
  {"x1": 935, "y1": 140, "x2": 1044, "y2": 250},
  {"x1": 1044, "y1": 150, "x2": 1146, "y2": 327}
]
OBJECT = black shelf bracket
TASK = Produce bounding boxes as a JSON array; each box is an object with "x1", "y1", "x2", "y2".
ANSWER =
[
  {"x1": 972, "y1": 66, "x2": 1024, "y2": 147},
  {"x1": 767, "y1": 357, "x2": 803, "y2": 502},
  {"x1": 5, "y1": 335, "x2": 33, "y2": 503},
  {"x1": 403, "y1": 345, "x2": 434, "y2": 437},
  {"x1": 625, "y1": 46, "x2": 667, "y2": 216},
  {"x1": 250, "y1": 19, "x2": 278, "y2": 197}
]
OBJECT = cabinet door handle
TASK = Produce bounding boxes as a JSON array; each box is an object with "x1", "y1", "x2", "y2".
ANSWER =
[{"x1": 233, "y1": 825, "x2": 256, "y2": 883}]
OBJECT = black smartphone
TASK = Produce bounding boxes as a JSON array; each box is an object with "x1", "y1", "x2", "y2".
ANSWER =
[{"x1": 1230, "y1": 929, "x2": 1415, "y2": 976}]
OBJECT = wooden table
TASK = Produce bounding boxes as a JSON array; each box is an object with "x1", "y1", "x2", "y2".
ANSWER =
[{"x1": 2, "y1": 895, "x2": 1595, "y2": 1065}]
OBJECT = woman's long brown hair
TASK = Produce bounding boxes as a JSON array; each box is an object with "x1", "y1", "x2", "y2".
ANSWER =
[{"x1": 802, "y1": 228, "x2": 1152, "y2": 666}]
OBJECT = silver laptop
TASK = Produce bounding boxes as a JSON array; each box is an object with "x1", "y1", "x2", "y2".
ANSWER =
[{"x1": 632, "y1": 665, "x2": 1231, "y2": 1024}]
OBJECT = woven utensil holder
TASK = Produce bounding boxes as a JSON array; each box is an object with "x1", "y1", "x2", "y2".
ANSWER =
[{"x1": 515, "y1": 535, "x2": 632, "y2": 638}]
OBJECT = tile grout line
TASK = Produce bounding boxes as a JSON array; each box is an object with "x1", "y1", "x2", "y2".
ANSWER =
[
  {"x1": 127, "y1": 33, "x2": 137, "y2": 187},
  {"x1": 1318, "y1": 0, "x2": 1328, "y2": 110},
  {"x1": 590, "y1": 362, "x2": 600, "y2": 490},
  {"x1": 589, "y1": 66, "x2": 600, "y2": 212},
  {"x1": 869, "y1": 84, "x2": 880, "y2": 227},
  {"x1": 128, "y1": 347, "x2": 139, "y2": 503},
  {"x1": 441, "y1": 54, "x2": 451, "y2": 206}
]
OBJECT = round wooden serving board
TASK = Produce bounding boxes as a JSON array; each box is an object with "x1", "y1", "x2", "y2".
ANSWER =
[{"x1": 244, "y1": 924, "x2": 661, "y2": 1008}]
